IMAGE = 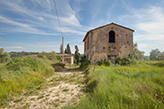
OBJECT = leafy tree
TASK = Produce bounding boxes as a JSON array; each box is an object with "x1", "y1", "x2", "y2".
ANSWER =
[
  {"x1": 75, "y1": 45, "x2": 80, "y2": 65},
  {"x1": 150, "y1": 49, "x2": 162, "y2": 60},
  {"x1": 46, "y1": 51, "x2": 56, "y2": 60},
  {"x1": 64, "y1": 48, "x2": 67, "y2": 54},
  {"x1": 161, "y1": 52, "x2": 164, "y2": 60},
  {"x1": 0, "y1": 48, "x2": 11, "y2": 63},
  {"x1": 133, "y1": 43, "x2": 145, "y2": 60},
  {"x1": 65, "y1": 44, "x2": 71, "y2": 54}
]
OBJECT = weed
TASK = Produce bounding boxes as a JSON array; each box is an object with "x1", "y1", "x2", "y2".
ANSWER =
[
  {"x1": 69, "y1": 79, "x2": 75, "y2": 82},
  {"x1": 55, "y1": 98, "x2": 59, "y2": 101},
  {"x1": 14, "y1": 98, "x2": 23, "y2": 102},
  {"x1": 56, "y1": 93, "x2": 59, "y2": 96},
  {"x1": 24, "y1": 103, "x2": 30, "y2": 107},
  {"x1": 24, "y1": 91, "x2": 33, "y2": 96},
  {"x1": 46, "y1": 94, "x2": 50, "y2": 96},
  {"x1": 54, "y1": 102, "x2": 59, "y2": 107},
  {"x1": 62, "y1": 89, "x2": 69, "y2": 92},
  {"x1": 33, "y1": 104, "x2": 37, "y2": 107},
  {"x1": 37, "y1": 95, "x2": 44, "y2": 99},
  {"x1": 30, "y1": 98, "x2": 35, "y2": 100},
  {"x1": 61, "y1": 100, "x2": 65, "y2": 103}
]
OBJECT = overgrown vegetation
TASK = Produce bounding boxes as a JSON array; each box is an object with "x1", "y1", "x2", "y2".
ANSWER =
[
  {"x1": 0, "y1": 48, "x2": 11, "y2": 63},
  {"x1": 97, "y1": 59, "x2": 110, "y2": 66},
  {"x1": 0, "y1": 49, "x2": 63, "y2": 107},
  {"x1": 0, "y1": 57, "x2": 54, "y2": 106},
  {"x1": 115, "y1": 54, "x2": 136, "y2": 66},
  {"x1": 65, "y1": 61, "x2": 164, "y2": 109}
]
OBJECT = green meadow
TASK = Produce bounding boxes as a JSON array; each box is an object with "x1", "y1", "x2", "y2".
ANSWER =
[
  {"x1": 0, "y1": 57, "x2": 54, "y2": 106},
  {"x1": 0, "y1": 50, "x2": 164, "y2": 108},
  {"x1": 65, "y1": 61, "x2": 164, "y2": 109}
]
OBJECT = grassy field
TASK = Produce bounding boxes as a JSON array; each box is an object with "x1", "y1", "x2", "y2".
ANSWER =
[
  {"x1": 0, "y1": 57, "x2": 55, "y2": 106},
  {"x1": 65, "y1": 61, "x2": 164, "y2": 109}
]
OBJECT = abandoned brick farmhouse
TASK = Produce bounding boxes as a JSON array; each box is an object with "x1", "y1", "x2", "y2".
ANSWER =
[{"x1": 83, "y1": 22, "x2": 134, "y2": 64}]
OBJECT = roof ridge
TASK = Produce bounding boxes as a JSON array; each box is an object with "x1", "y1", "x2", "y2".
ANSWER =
[{"x1": 83, "y1": 22, "x2": 134, "y2": 42}]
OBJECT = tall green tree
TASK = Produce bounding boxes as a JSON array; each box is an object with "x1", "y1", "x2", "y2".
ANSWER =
[
  {"x1": 133, "y1": 43, "x2": 145, "y2": 60},
  {"x1": 0, "y1": 48, "x2": 11, "y2": 63},
  {"x1": 161, "y1": 52, "x2": 164, "y2": 60},
  {"x1": 75, "y1": 45, "x2": 80, "y2": 65},
  {"x1": 65, "y1": 44, "x2": 71, "y2": 54},
  {"x1": 150, "y1": 49, "x2": 162, "y2": 60}
]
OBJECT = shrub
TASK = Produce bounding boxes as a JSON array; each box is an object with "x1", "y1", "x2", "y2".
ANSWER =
[
  {"x1": 56, "y1": 56, "x2": 62, "y2": 61},
  {"x1": 97, "y1": 60, "x2": 110, "y2": 66},
  {"x1": 52, "y1": 62, "x2": 65, "y2": 67},
  {"x1": 46, "y1": 51, "x2": 56, "y2": 61},
  {"x1": 0, "y1": 48, "x2": 11, "y2": 63},
  {"x1": 115, "y1": 54, "x2": 136, "y2": 66},
  {"x1": 80, "y1": 60, "x2": 90, "y2": 70},
  {"x1": 37, "y1": 54, "x2": 43, "y2": 58},
  {"x1": 97, "y1": 60, "x2": 103, "y2": 66}
]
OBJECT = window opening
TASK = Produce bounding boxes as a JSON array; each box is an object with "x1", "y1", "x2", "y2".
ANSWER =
[{"x1": 109, "y1": 31, "x2": 115, "y2": 43}]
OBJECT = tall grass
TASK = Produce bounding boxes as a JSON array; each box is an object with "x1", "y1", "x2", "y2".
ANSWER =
[
  {"x1": 65, "y1": 61, "x2": 164, "y2": 109},
  {"x1": 0, "y1": 57, "x2": 54, "y2": 106}
]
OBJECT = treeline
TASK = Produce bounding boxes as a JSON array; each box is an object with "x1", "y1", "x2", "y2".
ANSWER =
[
  {"x1": 150, "y1": 49, "x2": 164, "y2": 60},
  {"x1": 9, "y1": 51, "x2": 39, "y2": 58},
  {"x1": 0, "y1": 48, "x2": 62, "y2": 64}
]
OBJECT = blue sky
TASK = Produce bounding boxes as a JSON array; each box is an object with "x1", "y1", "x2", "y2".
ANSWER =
[{"x1": 0, "y1": 0, "x2": 164, "y2": 55}]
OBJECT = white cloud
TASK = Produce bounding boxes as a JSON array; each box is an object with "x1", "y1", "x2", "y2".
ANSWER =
[
  {"x1": 119, "y1": 4, "x2": 164, "y2": 55},
  {"x1": 0, "y1": 0, "x2": 87, "y2": 35},
  {"x1": 5, "y1": 46, "x2": 23, "y2": 49}
]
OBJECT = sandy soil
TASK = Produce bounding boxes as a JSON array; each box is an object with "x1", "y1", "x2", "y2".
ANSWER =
[{"x1": 6, "y1": 70, "x2": 85, "y2": 109}]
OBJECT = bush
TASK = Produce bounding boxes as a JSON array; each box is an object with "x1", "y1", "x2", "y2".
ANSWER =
[
  {"x1": 80, "y1": 60, "x2": 90, "y2": 70},
  {"x1": 0, "y1": 48, "x2": 11, "y2": 63},
  {"x1": 97, "y1": 60, "x2": 110, "y2": 66},
  {"x1": 115, "y1": 54, "x2": 136, "y2": 66},
  {"x1": 56, "y1": 56, "x2": 62, "y2": 61},
  {"x1": 46, "y1": 51, "x2": 56, "y2": 61},
  {"x1": 37, "y1": 54, "x2": 43, "y2": 58}
]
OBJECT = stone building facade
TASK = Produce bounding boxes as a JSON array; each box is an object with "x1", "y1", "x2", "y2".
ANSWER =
[{"x1": 83, "y1": 22, "x2": 134, "y2": 64}]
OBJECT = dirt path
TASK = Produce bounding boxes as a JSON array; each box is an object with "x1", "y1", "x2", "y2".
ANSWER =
[{"x1": 6, "y1": 69, "x2": 85, "y2": 109}]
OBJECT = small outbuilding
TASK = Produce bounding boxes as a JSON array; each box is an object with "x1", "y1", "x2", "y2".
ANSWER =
[{"x1": 56, "y1": 54, "x2": 74, "y2": 65}]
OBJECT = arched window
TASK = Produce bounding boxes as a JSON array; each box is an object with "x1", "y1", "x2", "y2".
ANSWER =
[{"x1": 109, "y1": 31, "x2": 115, "y2": 43}]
